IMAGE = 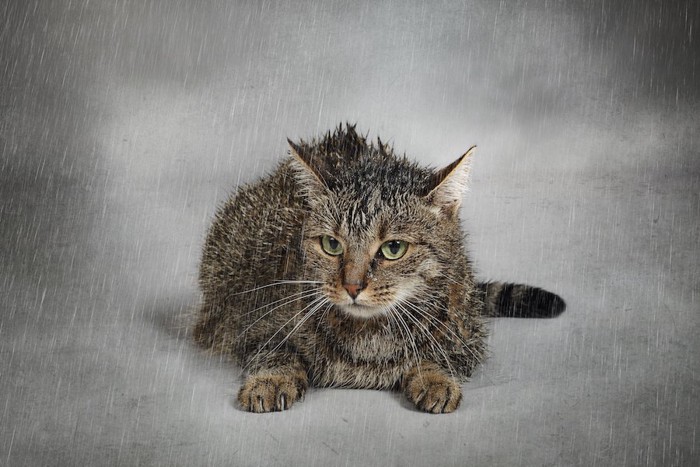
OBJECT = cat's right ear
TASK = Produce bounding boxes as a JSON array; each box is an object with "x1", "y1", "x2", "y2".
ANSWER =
[{"x1": 288, "y1": 139, "x2": 328, "y2": 198}]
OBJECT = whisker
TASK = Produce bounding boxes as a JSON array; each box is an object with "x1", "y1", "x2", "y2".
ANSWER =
[
  {"x1": 244, "y1": 295, "x2": 327, "y2": 369},
  {"x1": 238, "y1": 288, "x2": 322, "y2": 318},
  {"x1": 389, "y1": 305, "x2": 422, "y2": 382},
  {"x1": 400, "y1": 300, "x2": 493, "y2": 386},
  {"x1": 269, "y1": 300, "x2": 332, "y2": 356},
  {"x1": 396, "y1": 300, "x2": 456, "y2": 379},
  {"x1": 401, "y1": 299, "x2": 485, "y2": 367},
  {"x1": 400, "y1": 299, "x2": 463, "y2": 343},
  {"x1": 230, "y1": 280, "x2": 323, "y2": 296},
  {"x1": 234, "y1": 290, "x2": 324, "y2": 341},
  {"x1": 314, "y1": 302, "x2": 335, "y2": 336},
  {"x1": 384, "y1": 309, "x2": 408, "y2": 360}
]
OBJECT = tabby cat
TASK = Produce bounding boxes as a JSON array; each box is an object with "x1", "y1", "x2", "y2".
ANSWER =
[{"x1": 194, "y1": 124, "x2": 565, "y2": 413}]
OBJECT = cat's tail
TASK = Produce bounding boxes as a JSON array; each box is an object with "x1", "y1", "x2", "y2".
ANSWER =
[{"x1": 476, "y1": 282, "x2": 566, "y2": 318}]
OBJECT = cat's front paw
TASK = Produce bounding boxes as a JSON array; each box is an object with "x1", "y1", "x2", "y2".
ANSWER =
[
  {"x1": 403, "y1": 368, "x2": 462, "y2": 414},
  {"x1": 238, "y1": 372, "x2": 307, "y2": 413}
]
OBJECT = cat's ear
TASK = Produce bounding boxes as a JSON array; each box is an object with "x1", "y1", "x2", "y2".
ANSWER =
[
  {"x1": 424, "y1": 146, "x2": 476, "y2": 217},
  {"x1": 287, "y1": 139, "x2": 328, "y2": 197}
]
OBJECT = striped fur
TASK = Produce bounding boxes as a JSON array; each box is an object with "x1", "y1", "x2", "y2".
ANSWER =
[{"x1": 477, "y1": 282, "x2": 566, "y2": 318}]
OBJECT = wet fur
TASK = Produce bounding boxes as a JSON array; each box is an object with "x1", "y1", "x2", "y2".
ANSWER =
[{"x1": 194, "y1": 124, "x2": 564, "y2": 413}]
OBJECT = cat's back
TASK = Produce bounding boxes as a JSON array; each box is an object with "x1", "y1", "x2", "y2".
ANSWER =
[{"x1": 199, "y1": 160, "x2": 304, "y2": 295}]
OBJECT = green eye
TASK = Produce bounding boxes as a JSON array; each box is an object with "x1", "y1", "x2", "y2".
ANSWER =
[
  {"x1": 320, "y1": 235, "x2": 343, "y2": 256},
  {"x1": 379, "y1": 240, "x2": 408, "y2": 260}
]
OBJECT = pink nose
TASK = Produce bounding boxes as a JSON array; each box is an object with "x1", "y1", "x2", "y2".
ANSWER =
[{"x1": 343, "y1": 283, "x2": 363, "y2": 299}]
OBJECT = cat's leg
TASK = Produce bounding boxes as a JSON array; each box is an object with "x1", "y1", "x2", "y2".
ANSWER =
[
  {"x1": 238, "y1": 354, "x2": 309, "y2": 413},
  {"x1": 401, "y1": 362, "x2": 462, "y2": 414}
]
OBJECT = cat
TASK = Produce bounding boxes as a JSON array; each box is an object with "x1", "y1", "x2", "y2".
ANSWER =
[{"x1": 193, "y1": 124, "x2": 565, "y2": 413}]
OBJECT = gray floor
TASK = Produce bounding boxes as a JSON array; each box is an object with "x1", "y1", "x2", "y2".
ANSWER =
[{"x1": 2, "y1": 1, "x2": 699, "y2": 465}]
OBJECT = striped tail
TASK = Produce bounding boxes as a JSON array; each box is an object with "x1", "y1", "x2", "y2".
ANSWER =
[{"x1": 477, "y1": 282, "x2": 566, "y2": 318}]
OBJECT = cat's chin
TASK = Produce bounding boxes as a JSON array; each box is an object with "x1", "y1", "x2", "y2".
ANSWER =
[{"x1": 337, "y1": 303, "x2": 386, "y2": 319}]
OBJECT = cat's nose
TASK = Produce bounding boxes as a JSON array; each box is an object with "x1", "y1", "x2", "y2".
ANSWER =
[{"x1": 343, "y1": 282, "x2": 364, "y2": 299}]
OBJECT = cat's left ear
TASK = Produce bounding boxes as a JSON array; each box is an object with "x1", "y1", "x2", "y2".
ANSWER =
[{"x1": 424, "y1": 146, "x2": 476, "y2": 218}]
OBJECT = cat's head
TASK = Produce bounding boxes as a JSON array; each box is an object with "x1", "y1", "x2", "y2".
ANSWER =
[{"x1": 290, "y1": 126, "x2": 474, "y2": 319}]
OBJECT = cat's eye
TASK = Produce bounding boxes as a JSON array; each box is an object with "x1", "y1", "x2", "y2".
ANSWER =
[
  {"x1": 379, "y1": 240, "x2": 408, "y2": 260},
  {"x1": 320, "y1": 235, "x2": 344, "y2": 256}
]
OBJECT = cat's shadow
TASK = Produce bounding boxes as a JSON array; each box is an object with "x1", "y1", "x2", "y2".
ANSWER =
[
  {"x1": 146, "y1": 293, "x2": 246, "y2": 410},
  {"x1": 148, "y1": 293, "x2": 197, "y2": 342}
]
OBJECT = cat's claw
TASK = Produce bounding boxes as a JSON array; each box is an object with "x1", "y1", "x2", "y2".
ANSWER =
[
  {"x1": 279, "y1": 393, "x2": 287, "y2": 410},
  {"x1": 238, "y1": 373, "x2": 307, "y2": 413},
  {"x1": 403, "y1": 369, "x2": 462, "y2": 414}
]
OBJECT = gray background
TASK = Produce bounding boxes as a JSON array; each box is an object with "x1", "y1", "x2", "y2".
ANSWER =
[{"x1": 1, "y1": 0, "x2": 699, "y2": 465}]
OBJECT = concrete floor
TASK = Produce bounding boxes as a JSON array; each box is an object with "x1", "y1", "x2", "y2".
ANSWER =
[{"x1": 1, "y1": 0, "x2": 699, "y2": 465}]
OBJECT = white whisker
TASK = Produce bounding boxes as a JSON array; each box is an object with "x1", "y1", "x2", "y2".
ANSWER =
[
  {"x1": 235, "y1": 290, "x2": 324, "y2": 341},
  {"x1": 400, "y1": 298, "x2": 485, "y2": 367},
  {"x1": 384, "y1": 310, "x2": 408, "y2": 360},
  {"x1": 239, "y1": 288, "x2": 323, "y2": 318},
  {"x1": 396, "y1": 300, "x2": 456, "y2": 379},
  {"x1": 269, "y1": 301, "x2": 332, "y2": 356},
  {"x1": 230, "y1": 280, "x2": 323, "y2": 296},
  {"x1": 388, "y1": 305, "x2": 422, "y2": 382},
  {"x1": 245, "y1": 295, "x2": 327, "y2": 369}
]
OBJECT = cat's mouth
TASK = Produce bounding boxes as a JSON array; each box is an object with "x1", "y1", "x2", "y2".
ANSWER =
[{"x1": 337, "y1": 303, "x2": 387, "y2": 319}]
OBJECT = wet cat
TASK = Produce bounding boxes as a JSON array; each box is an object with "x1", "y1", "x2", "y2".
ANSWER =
[{"x1": 193, "y1": 124, "x2": 565, "y2": 413}]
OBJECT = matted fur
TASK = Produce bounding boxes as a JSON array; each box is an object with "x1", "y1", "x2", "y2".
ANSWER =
[{"x1": 194, "y1": 124, "x2": 564, "y2": 413}]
